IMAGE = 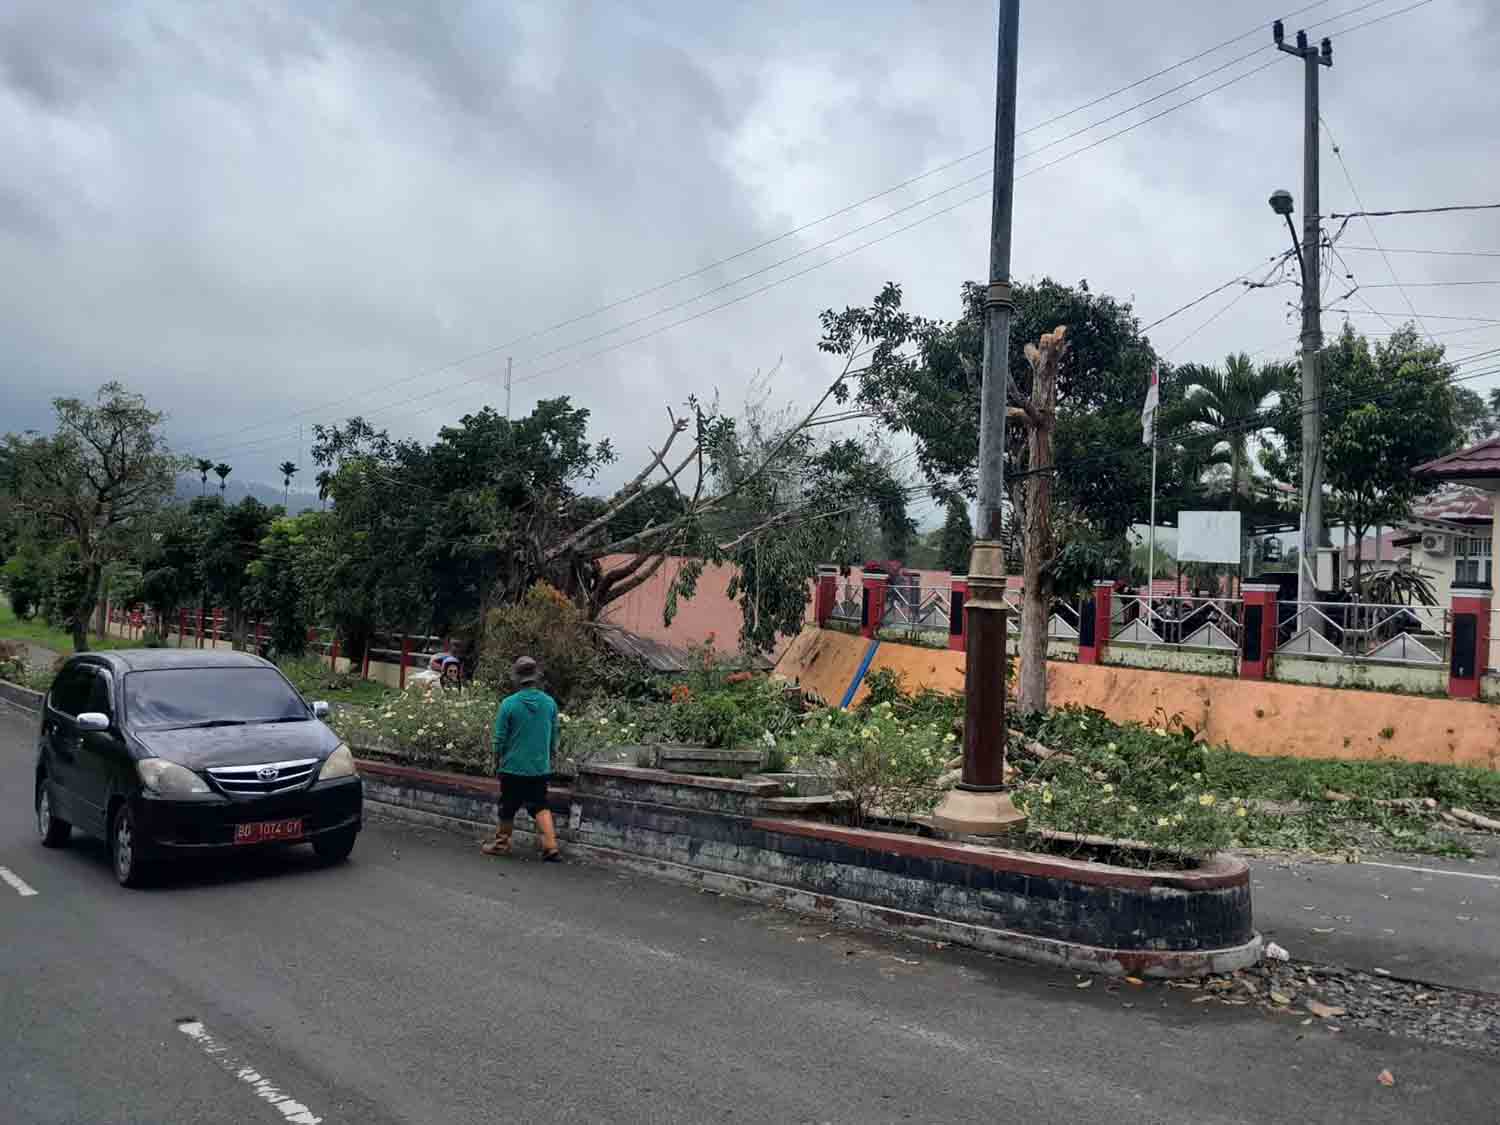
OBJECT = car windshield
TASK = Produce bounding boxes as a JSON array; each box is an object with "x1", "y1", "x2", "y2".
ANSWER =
[{"x1": 123, "y1": 668, "x2": 310, "y2": 731}]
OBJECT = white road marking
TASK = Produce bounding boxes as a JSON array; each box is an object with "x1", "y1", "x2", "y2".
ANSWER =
[
  {"x1": 1362, "y1": 860, "x2": 1500, "y2": 883},
  {"x1": 176, "y1": 1021, "x2": 323, "y2": 1124},
  {"x1": 0, "y1": 865, "x2": 38, "y2": 896}
]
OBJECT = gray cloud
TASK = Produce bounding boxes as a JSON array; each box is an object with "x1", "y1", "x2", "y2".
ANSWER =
[{"x1": 2, "y1": 0, "x2": 1497, "y2": 507}]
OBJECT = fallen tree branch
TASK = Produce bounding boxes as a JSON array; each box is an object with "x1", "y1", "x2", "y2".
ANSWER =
[{"x1": 1447, "y1": 807, "x2": 1500, "y2": 833}]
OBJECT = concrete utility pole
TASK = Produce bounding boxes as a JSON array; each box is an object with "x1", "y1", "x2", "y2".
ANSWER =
[
  {"x1": 1276, "y1": 20, "x2": 1332, "y2": 609},
  {"x1": 505, "y1": 356, "x2": 513, "y2": 420},
  {"x1": 932, "y1": 0, "x2": 1024, "y2": 837}
]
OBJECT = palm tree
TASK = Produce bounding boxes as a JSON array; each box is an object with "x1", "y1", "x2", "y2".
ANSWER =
[
  {"x1": 213, "y1": 462, "x2": 232, "y2": 495},
  {"x1": 315, "y1": 469, "x2": 334, "y2": 511},
  {"x1": 1180, "y1": 354, "x2": 1288, "y2": 509},
  {"x1": 278, "y1": 461, "x2": 299, "y2": 508},
  {"x1": 194, "y1": 458, "x2": 214, "y2": 496}
]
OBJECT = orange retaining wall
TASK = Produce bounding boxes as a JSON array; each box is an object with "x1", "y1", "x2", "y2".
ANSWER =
[{"x1": 774, "y1": 628, "x2": 1500, "y2": 770}]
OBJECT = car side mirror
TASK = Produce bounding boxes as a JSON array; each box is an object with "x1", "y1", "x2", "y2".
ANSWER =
[
  {"x1": 311, "y1": 701, "x2": 331, "y2": 719},
  {"x1": 76, "y1": 712, "x2": 111, "y2": 733}
]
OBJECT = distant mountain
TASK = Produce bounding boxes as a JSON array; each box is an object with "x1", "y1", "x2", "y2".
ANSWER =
[{"x1": 173, "y1": 475, "x2": 321, "y2": 515}]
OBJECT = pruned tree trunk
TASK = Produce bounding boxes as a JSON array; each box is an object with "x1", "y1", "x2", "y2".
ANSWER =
[{"x1": 1012, "y1": 327, "x2": 1067, "y2": 716}]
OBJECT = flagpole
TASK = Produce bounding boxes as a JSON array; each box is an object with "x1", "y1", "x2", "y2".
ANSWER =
[
  {"x1": 1142, "y1": 364, "x2": 1161, "y2": 623},
  {"x1": 1147, "y1": 433, "x2": 1158, "y2": 618}
]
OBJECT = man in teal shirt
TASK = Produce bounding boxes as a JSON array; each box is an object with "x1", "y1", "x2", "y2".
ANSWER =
[{"x1": 481, "y1": 655, "x2": 561, "y2": 862}]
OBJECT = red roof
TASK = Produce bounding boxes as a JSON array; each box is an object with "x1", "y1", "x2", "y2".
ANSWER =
[
  {"x1": 1413, "y1": 437, "x2": 1500, "y2": 481},
  {"x1": 1412, "y1": 486, "x2": 1493, "y2": 523}
]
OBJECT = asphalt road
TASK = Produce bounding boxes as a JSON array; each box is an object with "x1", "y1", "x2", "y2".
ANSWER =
[
  {"x1": 1252, "y1": 850, "x2": 1500, "y2": 993},
  {"x1": 1, "y1": 703, "x2": 1495, "y2": 1125}
]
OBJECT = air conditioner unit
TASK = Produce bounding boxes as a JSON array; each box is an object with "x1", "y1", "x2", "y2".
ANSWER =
[{"x1": 1422, "y1": 533, "x2": 1448, "y2": 555}]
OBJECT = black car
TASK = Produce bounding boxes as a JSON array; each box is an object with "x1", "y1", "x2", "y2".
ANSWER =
[{"x1": 33, "y1": 649, "x2": 362, "y2": 887}]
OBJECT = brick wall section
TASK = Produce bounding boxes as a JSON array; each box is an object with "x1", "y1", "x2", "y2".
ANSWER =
[{"x1": 570, "y1": 791, "x2": 1252, "y2": 953}]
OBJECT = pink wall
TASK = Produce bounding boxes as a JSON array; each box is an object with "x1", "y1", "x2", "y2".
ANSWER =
[{"x1": 597, "y1": 557, "x2": 969, "y2": 660}]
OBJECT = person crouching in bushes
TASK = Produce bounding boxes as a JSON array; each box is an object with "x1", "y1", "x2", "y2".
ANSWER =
[{"x1": 481, "y1": 655, "x2": 561, "y2": 862}]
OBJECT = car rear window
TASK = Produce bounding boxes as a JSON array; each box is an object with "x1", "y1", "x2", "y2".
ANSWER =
[{"x1": 123, "y1": 668, "x2": 310, "y2": 731}]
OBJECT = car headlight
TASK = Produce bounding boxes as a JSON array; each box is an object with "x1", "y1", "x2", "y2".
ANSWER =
[
  {"x1": 137, "y1": 758, "x2": 215, "y2": 799},
  {"x1": 317, "y1": 744, "x2": 357, "y2": 781}
]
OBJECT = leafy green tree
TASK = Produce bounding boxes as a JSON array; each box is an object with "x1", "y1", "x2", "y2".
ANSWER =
[
  {"x1": 196, "y1": 496, "x2": 275, "y2": 648},
  {"x1": 1266, "y1": 325, "x2": 1460, "y2": 596},
  {"x1": 937, "y1": 496, "x2": 973, "y2": 573},
  {"x1": 247, "y1": 512, "x2": 324, "y2": 656},
  {"x1": 819, "y1": 279, "x2": 1184, "y2": 542},
  {"x1": 3, "y1": 383, "x2": 180, "y2": 650},
  {"x1": 1452, "y1": 386, "x2": 1493, "y2": 445}
]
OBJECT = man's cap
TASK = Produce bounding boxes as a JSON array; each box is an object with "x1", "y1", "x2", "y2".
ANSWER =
[{"x1": 511, "y1": 656, "x2": 540, "y2": 685}]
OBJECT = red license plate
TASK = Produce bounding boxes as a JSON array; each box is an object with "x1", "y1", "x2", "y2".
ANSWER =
[{"x1": 234, "y1": 818, "x2": 304, "y2": 845}]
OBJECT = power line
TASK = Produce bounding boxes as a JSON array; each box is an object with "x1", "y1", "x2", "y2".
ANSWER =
[
  {"x1": 204, "y1": 51, "x2": 1297, "y2": 459},
  {"x1": 1363, "y1": 281, "x2": 1500, "y2": 288},
  {"x1": 1340, "y1": 246, "x2": 1500, "y2": 258},
  {"x1": 183, "y1": 6, "x2": 1362, "y2": 456},
  {"x1": 1330, "y1": 202, "x2": 1500, "y2": 219}
]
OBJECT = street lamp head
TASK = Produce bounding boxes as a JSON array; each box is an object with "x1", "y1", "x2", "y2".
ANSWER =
[
  {"x1": 1268, "y1": 189, "x2": 1295, "y2": 217},
  {"x1": 1272, "y1": 19, "x2": 1284, "y2": 45},
  {"x1": 1320, "y1": 37, "x2": 1333, "y2": 65}
]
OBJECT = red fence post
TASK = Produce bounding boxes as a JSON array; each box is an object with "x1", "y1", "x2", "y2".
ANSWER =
[
  {"x1": 948, "y1": 577, "x2": 969, "y2": 652},
  {"x1": 814, "y1": 565, "x2": 838, "y2": 627},
  {"x1": 1449, "y1": 584, "x2": 1491, "y2": 699},
  {"x1": 399, "y1": 634, "x2": 411, "y2": 690},
  {"x1": 1240, "y1": 584, "x2": 1279, "y2": 680},
  {"x1": 860, "y1": 572, "x2": 888, "y2": 640},
  {"x1": 1077, "y1": 581, "x2": 1114, "y2": 665},
  {"x1": 212, "y1": 609, "x2": 221, "y2": 648}
]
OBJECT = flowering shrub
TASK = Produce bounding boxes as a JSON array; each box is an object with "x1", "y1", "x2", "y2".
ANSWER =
[
  {"x1": 478, "y1": 582, "x2": 597, "y2": 705},
  {"x1": 790, "y1": 701, "x2": 953, "y2": 825},
  {"x1": 1013, "y1": 706, "x2": 1234, "y2": 860},
  {"x1": 332, "y1": 689, "x2": 501, "y2": 774}
]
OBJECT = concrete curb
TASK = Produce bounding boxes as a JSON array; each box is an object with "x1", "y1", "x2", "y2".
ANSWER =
[
  {"x1": 0, "y1": 679, "x2": 43, "y2": 713},
  {"x1": 364, "y1": 797, "x2": 1261, "y2": 979}
]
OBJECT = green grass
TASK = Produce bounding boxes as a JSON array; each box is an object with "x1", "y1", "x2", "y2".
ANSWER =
[
  {"x1": 0, "y1": 598, "x2": 134, "y2": 656},
  {"x1": 275, "y1": 656, "x2": 398, "y2": 706}
]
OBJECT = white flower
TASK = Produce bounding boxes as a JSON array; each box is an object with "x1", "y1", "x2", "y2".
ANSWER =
[
  {"x1": 1156, "y1": 817, "x2": 1171, "y2": 828},
  {"x1": 944, "y1": 733, "x2": 957, "y2": 744},
  {"x1": 1192, "y1": 772, "x2": 1203, "y2": 782},
  {"x1": 1198, "y1": 793, "x2": 1216, "y2": 807},
  {"x1": 416, "y1": 728, "x2": 427, "y2": 736},
  {"x1": 1042, "y1": 789, "x2": 1054, "y2": 804},
  {"x1": 1102, "y1": 783, "x2": 1114, "y2": 795},
  {"x1": 446, "y1": 741, "x2": 455, "y2": 750},
  {"x1": 1106, "y1": 742, "x2": 1117, "y2": 752},
  {"x1": 762, "y1": 731, "x2": 777, "y2": 748}
]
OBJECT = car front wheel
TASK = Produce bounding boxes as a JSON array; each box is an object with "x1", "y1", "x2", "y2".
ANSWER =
[
  {"x1": 36, "y1": 781, "x2": 71, "y2": 848},
  {"x1": 312, "y1": 826, "x2": 357, "y2": 864},
  {"x1": 111, "y1": 804, "x2": 151, "y2": 888}
]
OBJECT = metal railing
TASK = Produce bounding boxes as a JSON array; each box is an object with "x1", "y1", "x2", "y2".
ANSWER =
[
  {"x1": 880, "y1": 582, "x2": 952, "y2": 645},
  {"x1": 1276, "y1": 600, "x2": 1449, "y2": 665},
  {"x1": 1110, "y1": 595, "x2": 1243, "y2": 651},
  {"x1": 828, "y1": 579, "x2": 864, "y2": 626}
]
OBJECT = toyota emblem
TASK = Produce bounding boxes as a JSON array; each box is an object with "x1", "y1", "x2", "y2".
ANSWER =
[{"x1": 257, "y1": 766, "x2": 280, "y2": 781}]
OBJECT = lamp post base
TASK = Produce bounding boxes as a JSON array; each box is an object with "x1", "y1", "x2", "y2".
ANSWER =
[{"x1": 930, "y1": 786, "x2": 1027, "y2": 837}]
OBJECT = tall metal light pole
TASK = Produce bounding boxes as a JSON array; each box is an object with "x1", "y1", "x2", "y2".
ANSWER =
[
  {"x1": 932, "y1": 0, "x2": 1025, "y2": 837},
  {"x1": 1274, "y1": 19, "x2": 1332, "y2": 609}
]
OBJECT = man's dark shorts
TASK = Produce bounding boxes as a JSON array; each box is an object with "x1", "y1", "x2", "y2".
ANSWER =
[{"x1": 498, "y1": 773, "x2": 549, "y2": 820}]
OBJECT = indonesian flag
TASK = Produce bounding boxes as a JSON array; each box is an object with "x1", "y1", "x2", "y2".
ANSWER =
[{"x1": 1141, "y1": 364, "x2": 1160, "y2": 446}]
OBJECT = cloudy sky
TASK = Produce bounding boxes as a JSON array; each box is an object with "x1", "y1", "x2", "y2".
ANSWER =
[{"x1": 3, "y1": 0, "x2": 1497, "y2": 514}]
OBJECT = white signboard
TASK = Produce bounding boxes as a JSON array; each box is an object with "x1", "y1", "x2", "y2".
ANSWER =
[{"x1": 1177, "y1": 510, "x2": 1243, "y2": 565}]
